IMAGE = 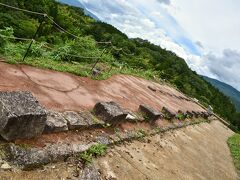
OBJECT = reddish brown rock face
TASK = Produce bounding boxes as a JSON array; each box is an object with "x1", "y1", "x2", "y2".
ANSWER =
[{"x1": 0, "y1": 62, "x2": 206, "y2": 114}]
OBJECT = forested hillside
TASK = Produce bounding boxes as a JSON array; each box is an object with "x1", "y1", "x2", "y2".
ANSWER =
[
  {"x1": 203, "y1": 76, "x2": 240, "y2": 112},
  {"x1": 0, "y1": 0, "x2": 239, "y2": 130}
]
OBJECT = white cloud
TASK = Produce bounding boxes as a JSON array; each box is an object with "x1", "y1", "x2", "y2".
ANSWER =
[
  {"x1": 78, "y1": 0, "x2": 240, "y2": 91},
  {"x1": 157, "y1": 0, "x2": 171, "y2": 5},
  {"x1": 203, "y1": 50, "x2": 240, "y2": 90},
  {"x1": 168, "y1": 0, "x2": 240, "y2": 53}
]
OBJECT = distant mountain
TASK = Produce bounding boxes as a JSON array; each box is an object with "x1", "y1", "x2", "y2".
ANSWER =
[
  {"x1": 203, "y1": 76, "x2": 240, "y2": 112},
  {"x1": 58, "y1": 0, "x2": 99, "y2": 20}
]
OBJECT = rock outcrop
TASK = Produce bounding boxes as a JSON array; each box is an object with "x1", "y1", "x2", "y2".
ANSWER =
[{"x1": 0, "y1": 91, "x2": 46, "y2": 141}]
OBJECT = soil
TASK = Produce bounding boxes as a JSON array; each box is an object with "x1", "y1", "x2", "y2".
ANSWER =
[
  {"x1": 0, "y1": 121, "x2": 236, "y2": 180},
  {"x1": 0, "y1": 62, "x2": 204, "y2": 113}
]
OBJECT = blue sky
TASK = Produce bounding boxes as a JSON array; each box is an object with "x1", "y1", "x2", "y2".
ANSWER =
[{"x1": 79, "y1": 0, "x2": 240, "y2": 91}]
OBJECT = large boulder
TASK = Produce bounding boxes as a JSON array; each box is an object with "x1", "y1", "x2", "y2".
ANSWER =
[
  {"x1": 139, "y1": 104, "x2": 163, "y2": 120},
  {"x1": 0, "y1": 91, "x2": 46, "y2": 141},
  {"x1": 93, "y1": 102, "x2": 128, "y2": 125},
  {"x1": 44, "y1": 111, "x2": 68, "y2": 133}
]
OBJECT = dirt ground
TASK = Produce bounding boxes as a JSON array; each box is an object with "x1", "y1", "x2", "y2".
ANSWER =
[
  {"x1": 0, "y1": 62, "x2": 204, "y2": 113},
  {"x1": 97, "y1": 120, "x2": 237, "y2": 180},
  {"x1": 0, "y1": 121, "x2": 237, "y2": 180}
]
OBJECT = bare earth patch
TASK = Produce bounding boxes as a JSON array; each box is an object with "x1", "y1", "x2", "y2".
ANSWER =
[{"x1": 96, "y1": 120, "x2": 237, "y2": 180}]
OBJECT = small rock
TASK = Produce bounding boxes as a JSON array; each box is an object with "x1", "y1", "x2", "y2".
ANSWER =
[
  {"x1": 201, "y1": 111, "x2": 209, "y2": 119},
  {"x1": 125, "y1": 113, "x2": 138, "y2": 122},
  {"x1": 79, "y1": 111, "x2": 105, "y2": 128},
  {"x1": 1, "y1": 162, "x2": 12, "y2": 170},
  {"x1": 63, "y1": 111, "x2": 88, "y2": 130},
  {"x1": 44, "y1": 111, "x2": 68, "y2": 133},
  {"x1": 148, "y1": 86, "x2": 157, "y2": 92},
  {"x1": 109, "y1": 153, "x2": 113, "y2": 157},
  {"x1": 147, "y1": 139, "x2": 151, "y2": 143},
  {"x1": 162, "y1": 107, "x2": 175, "y2": 120},
  {"x1": 72, "y1": 169, "x2": 79, "y2": 177},
  {"x1": 93, "y1": 102, "x2": 128, "y2": 125},
  {"x1": 139, "y1": 104, "x2": 164, "y2": 121},
  {"x1": 185, "y1": 111, "x2": 193, "y2": 118},
  {"x1": 92, "y1": 68, "x2": 102, "y2": 77},
  {"x1": 95, "y1": 136, "x2": 110, "y2": 145},
  {"x1": 79, "y1": 164, "x2": 100, "y2": 180},
  {"x1": 192, "y1": 111, "x2": 201, "y2": 118}
]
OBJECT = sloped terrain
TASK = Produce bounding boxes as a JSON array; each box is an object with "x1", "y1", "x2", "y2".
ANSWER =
[
  {"x1": 0, "y1": 62, "x2": 204, "y2": 113},
  {"x1": 0, "y1": 121, "x2": 236, "y2": 180},
  {"x1": 96, "y1": 120, "x2": 237, "y2": 180},
  {"x1": 0, "y1": 62, "x2": 236, "y2": 179}
]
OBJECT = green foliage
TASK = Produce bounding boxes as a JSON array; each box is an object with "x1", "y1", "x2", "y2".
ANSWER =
[
  {"x1": 0, "y1": 27, "x2": 14, "y2": 50},
  {"x1": 0, "y1": 0, "x2": 238, "y2": 130},
  {"x1": 135, "y1": 129, "x2": 147, "y2": 138},
  {"x1": 79, "y1": 151, "x2": 93, "y2": 164},
  {"x1": 88, "y1": 144, "x2": 107, "y2": 157},
  {"x1": 228, "y1": 134, "x2": 240, "y2": 175},
  {"x1": 79, "y1": 143, "x2": 107, "y2": 164},
  {"x1": 176, "y1": 113, "x2": 185, "y2": 120}
]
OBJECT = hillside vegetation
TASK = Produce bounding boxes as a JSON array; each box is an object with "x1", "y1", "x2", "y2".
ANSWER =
[
  {"x1": 0, "y1": 0, "x2": 239, "y2": 130},
  {"x1": 228, "y1": 134, "x2": 240, "y2": 176},
  {"x1": 203, "y1": 76, "x2": 240, "y2": 112}
]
